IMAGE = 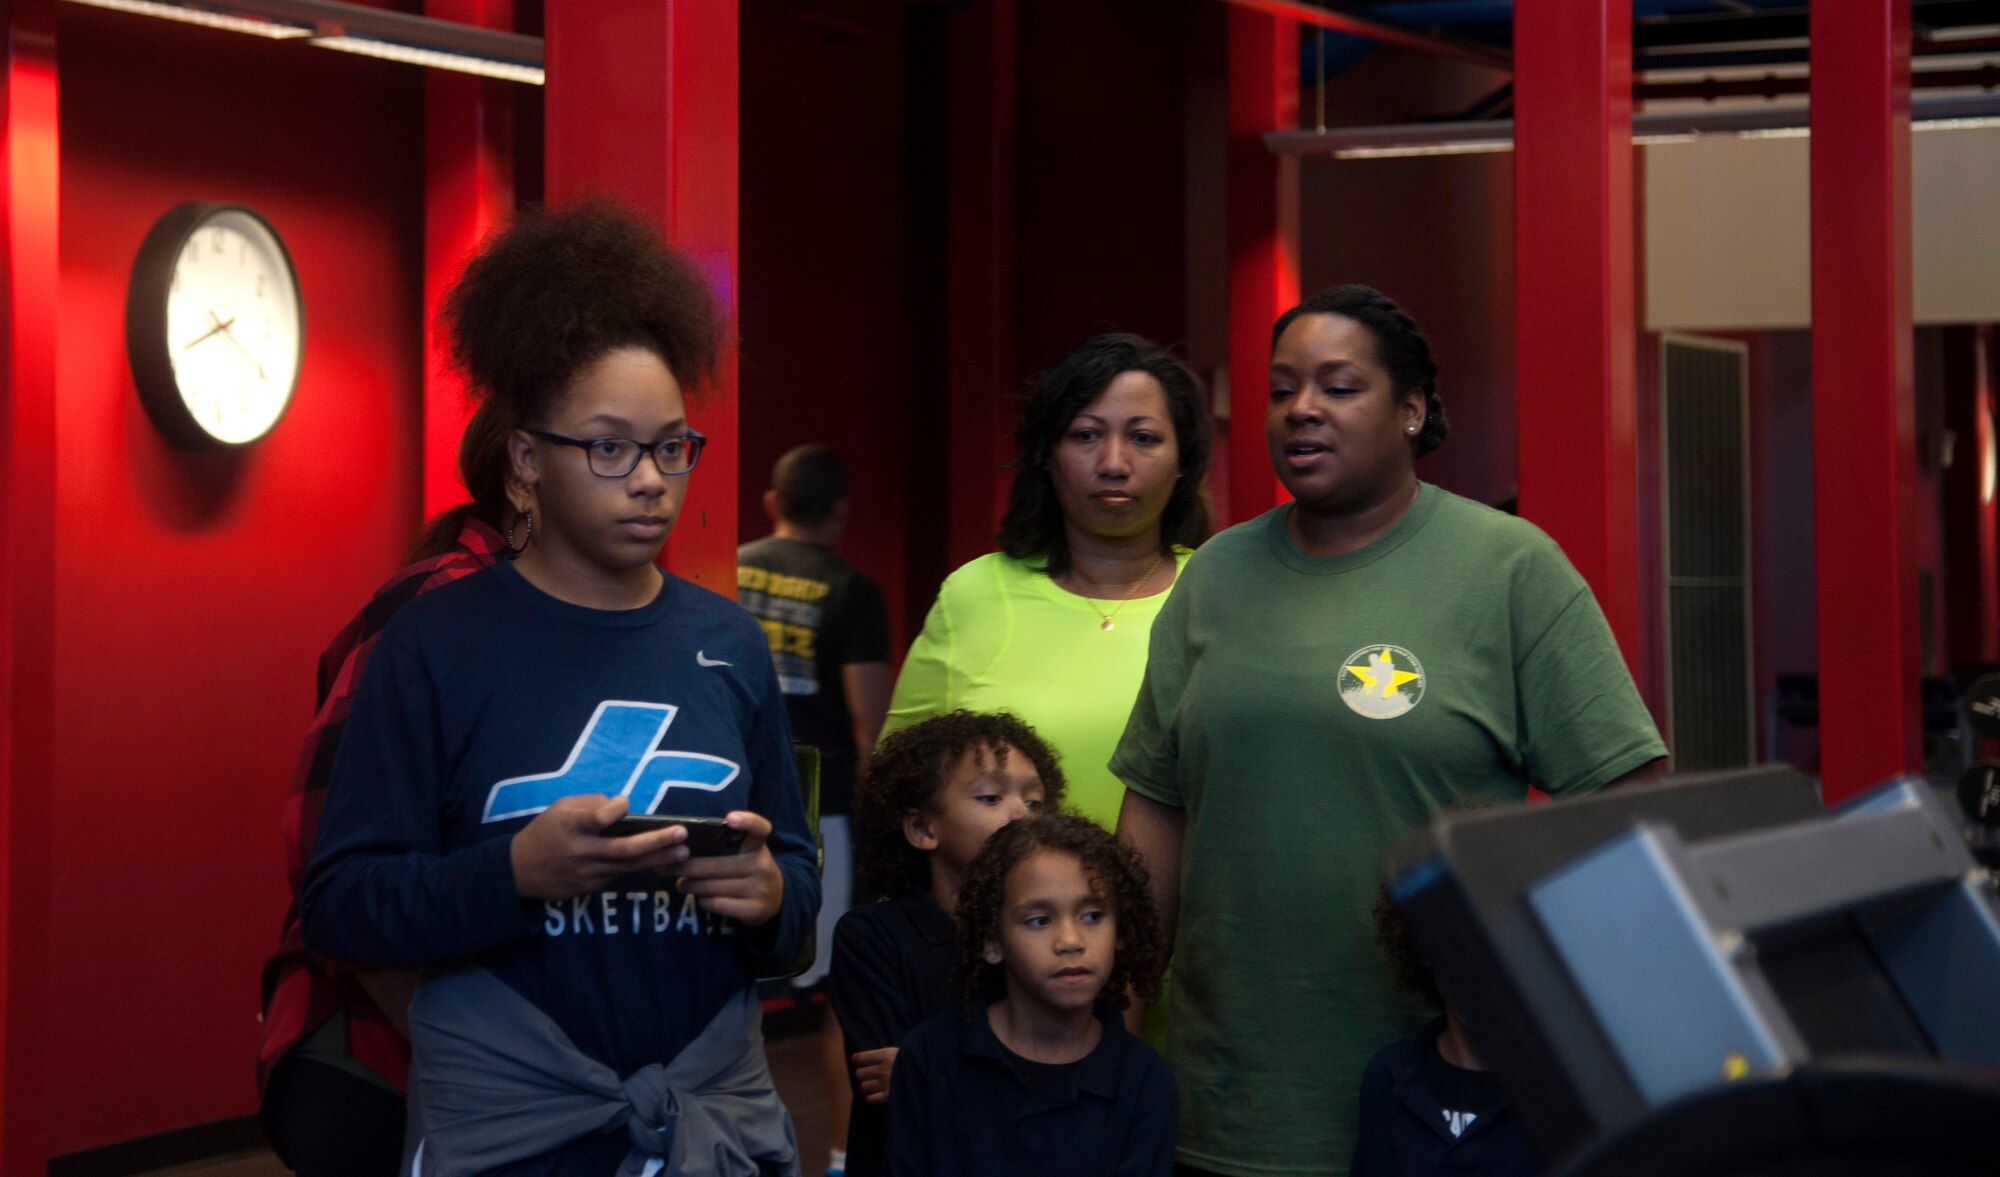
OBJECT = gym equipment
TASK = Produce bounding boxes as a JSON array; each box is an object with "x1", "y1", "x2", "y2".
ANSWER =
[{"x1": 1382, "y1": 767, "x2": 2000, "y2": 1174}]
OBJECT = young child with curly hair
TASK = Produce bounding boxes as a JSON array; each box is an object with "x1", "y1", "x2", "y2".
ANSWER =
[
  {"x1": 886, "y1": 814, "x2": 1177, "y2": 1177},
  {"x1": 829, "y1": 711, "x2": 1064, "y2": 1177}
]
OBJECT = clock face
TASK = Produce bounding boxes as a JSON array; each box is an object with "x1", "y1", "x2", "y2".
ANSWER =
[{"x1": 128, "y1": 204, "x2": 303, "y2": 447}]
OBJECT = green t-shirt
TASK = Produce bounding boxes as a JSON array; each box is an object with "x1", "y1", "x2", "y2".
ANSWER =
[
  {"x1": 883, "y1": 549, "x2": 1191, "y2": 829},
  {"x1": 1111, "y1": 484, "x2": 1665, "y2": 1176}
]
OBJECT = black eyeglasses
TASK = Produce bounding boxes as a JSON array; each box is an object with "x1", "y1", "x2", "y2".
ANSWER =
[{"x1": 530, "y1": 429, "x2": 707, "y2": 478}]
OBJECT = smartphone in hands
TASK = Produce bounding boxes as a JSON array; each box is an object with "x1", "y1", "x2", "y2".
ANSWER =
[{"x1": 601, "y1": 814, "x2": 748, "y2": 856}]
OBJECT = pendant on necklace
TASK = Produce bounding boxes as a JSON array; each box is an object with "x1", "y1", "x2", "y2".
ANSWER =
[{"x1": 1100, "y1": 619, "x2": 1115, "y2": 632}]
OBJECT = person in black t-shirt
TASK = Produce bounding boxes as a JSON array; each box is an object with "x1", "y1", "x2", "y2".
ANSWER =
[
  {"x1": 1349, "y1": 889, "x2": 1537, "y2": 1177},
  {"x1": 737, "y1": 443, "x2": 892, "y2": 1175}
]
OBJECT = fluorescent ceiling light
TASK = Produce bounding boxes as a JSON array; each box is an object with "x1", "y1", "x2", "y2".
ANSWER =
[
  {"x1": 1271, "y1": 95, "x2": 2000, "y2": 159},
  {"x1": 1925, "y1": 24, "x2": 2000, "y2": 43},
  {"x1": 65, "y1": 0, "x2": 309, "y2": 37},
  {"x1": 1914, "y1": 115, "x2": 2000, "y2": 132},
  {"x1": 1735, "y1": 126, "x2": 1812, "y2": 140},
  {"x1": 311, "y1": 35, "x2": 543, "y2": 84},
  {"x1": 1333, "y1": 140, "x2": 1512, "y2": 159},
  {"x1": 59, "y1": 0, "x2": 543, "y2": 84}
]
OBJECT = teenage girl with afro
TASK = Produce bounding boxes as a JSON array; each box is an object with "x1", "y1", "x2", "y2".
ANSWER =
[{"x1": 302, "y1": 200, "x2": 820, "y2": 1176}]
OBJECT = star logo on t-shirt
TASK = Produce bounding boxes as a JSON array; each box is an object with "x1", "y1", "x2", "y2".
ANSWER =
[{"x1": 1338, "y1": 645, "x2": 1425, "y2": 719}]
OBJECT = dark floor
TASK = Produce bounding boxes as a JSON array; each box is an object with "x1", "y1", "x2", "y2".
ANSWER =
[{"x1": 145, "y1": 1019, "x2": 838, "y2": 1177}]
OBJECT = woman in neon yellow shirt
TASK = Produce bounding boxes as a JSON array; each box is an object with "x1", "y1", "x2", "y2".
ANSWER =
[{"x1": 881, "y1": 333, "x2": 1213, "y2": 831}]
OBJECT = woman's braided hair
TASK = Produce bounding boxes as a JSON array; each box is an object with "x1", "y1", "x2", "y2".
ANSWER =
[{"x1": 1270, "y1": 284, "x2": 1449, "y2": 459}]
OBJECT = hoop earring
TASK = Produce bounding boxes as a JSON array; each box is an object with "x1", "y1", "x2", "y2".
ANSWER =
[{"x1": 507, "y1": 509, "x2": 534, "y2": 554}]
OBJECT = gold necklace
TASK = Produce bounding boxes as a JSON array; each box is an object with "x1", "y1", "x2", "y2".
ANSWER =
[{"x1": 1070, "y1": 552, "x2": 1168, "y2": 632}]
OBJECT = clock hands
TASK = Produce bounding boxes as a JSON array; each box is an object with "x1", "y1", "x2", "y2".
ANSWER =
[
  {"x1": 193, "y1": 308, "x2": 268, "y2": 382},
  {"x1": 182, "y1": 314, "x2": 237, "y2": 351}
]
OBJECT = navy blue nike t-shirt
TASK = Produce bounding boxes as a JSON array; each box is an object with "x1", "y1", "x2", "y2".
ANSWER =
[{"x1": 301, "y1": 561, "x2": 819, "y2": 1172}]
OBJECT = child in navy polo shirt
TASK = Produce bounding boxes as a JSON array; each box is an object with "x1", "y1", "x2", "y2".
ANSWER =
[
  {"x1": 886, "y1": 814, "x2": 1176, "y2": 1177},
  {"x1": 1349, "y1": 889, "x2": 1538, "y2": 1177},
  {"x1": 830, "y1": 711, "x2": 1067, "y2": 1177}
]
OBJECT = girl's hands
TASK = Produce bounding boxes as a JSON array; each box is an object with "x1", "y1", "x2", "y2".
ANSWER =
[
  {"x1": 661, "y1": 811, "x2": 785, "y2": 927},
  {"x1": 511, "y1": 803, "x2": 784, "y2": 927},
  {"x1": 509, "y1": 795, "x2": 687, "y2": 901}
]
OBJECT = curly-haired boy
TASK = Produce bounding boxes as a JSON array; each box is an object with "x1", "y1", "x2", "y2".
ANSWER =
[{"x1": 886, "y1": 814, "x2": 1177, "y2": 1177}]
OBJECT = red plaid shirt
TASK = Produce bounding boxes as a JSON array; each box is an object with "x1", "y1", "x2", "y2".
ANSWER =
[{"x1": 256, "y1": 517, "x2": 506, "y2": 1094}]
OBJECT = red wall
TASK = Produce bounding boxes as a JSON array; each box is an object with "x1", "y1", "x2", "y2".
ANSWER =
[
  {"x1": 50, "y1": 8, "x2": 423, "y2": 1153},
  {"x1": 1297, "y1": 49, "x2": 1519, "y2": 509},
  {"x1": 1014, "y1": 0, "x2": 1199, "y2": 372},
  {"x1": 737, "y1": 2, "x2": 922, "y2": 649}
]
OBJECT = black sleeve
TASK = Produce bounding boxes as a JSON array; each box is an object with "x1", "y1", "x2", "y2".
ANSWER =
[
  {"x1": 829, "y1": 908, "x2": 917, "y2": 1053},
  {"x1": 840, "y1": 573, "x2": 892, "y2": 666},
  {"x1": 302, "y1": 626, "x2": 540, "y2": 966},
  {"x1": 1349, "y1": 1052, "x2": 1395, "y2": 1177}
]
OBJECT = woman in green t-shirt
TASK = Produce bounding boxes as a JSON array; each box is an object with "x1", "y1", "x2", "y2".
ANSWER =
[
  {"x1": 1113, "y1": 286, "x2": 1666, "y2": 1177},
  {"x1": 882, "y1": 332, "x2": 1213, "y2": 831}
]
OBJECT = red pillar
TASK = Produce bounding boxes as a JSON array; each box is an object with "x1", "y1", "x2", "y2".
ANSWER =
[
  {"x1": 1810, "y1": 2, "x2": 1918, "y2": 803},
  {"x1": 1514, "y1": 0, "x2": 1641, "y2": 669},
  {"x1": 1224, "y1": 6, "x2": 1298, "y2": 526},
  {"x1": 1985, "y1": 328, "x2": 2000, "y2": 664},
  {"x1": 0, "y1": 2, "x2": 57, "y2": 1168},
  {"x1": 945, "y1": 0, "x2": 1018, "y2": 570},
  {"x1": 544, "y1": 0, "x2": 739, "y2": 595},
  {"x1": 1941, "y1": 326, "x2": 1999, "y2": 667},
  {"x1": 423, "y1": 0, "x2": 516, "y2": 518}
]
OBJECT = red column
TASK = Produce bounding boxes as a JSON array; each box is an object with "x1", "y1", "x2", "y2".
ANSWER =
[
  {"x1": 1224, "y1": 6, "x2": 1298, "y2": 526},
  {"x1": 423, "y1": 0, "x2": 515, "y2": 518},
  {"x1": 945, "y1": 0, "x2": 1018, "y2": 570},
  {"x1": 544, "y1": 0, "x2": 739, "y2": 595},
  {"x1": 1985, "y1": 328, "x2": 2000, "y2": 664},
  {"x1": 0, "y1": 2, "x2": 57, "y2": 1168},
  {"x1": 1810, "y1": 2, "x2": 1918, "y2": 803},
  {"x1": 1514, "y1": 0, "x2": 1641, "y2": 669},
  {"x1": 1941, "y1": 326, "x2": 1999, "y2": 667}
]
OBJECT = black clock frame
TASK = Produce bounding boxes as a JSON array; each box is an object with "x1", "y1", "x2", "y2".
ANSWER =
[{"x1": 126, "y1": 201, "x2": 304, "y2": 449}]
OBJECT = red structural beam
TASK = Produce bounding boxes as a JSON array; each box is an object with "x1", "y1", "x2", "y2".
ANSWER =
[
  {"x1": 945, "y1": 0, "x2": 1017, "y2": 571},
  {"x1": 1217, "y1": 0, "x2": 1510, "y2": 71},
  {"x1": 0, "y1": 3, "x2": 58, "y2": 1168},
  {"x1": 544, "y1": 0, "x2": 739, "y2": 596},
  {"x1": 1513, "y1": 0, "x2": 1642, "y2": 672},
  {"x1": 423, "y1": 0, "x2": 515, "y2": 519},
  {"x1": 1225, "y1": 5, "x2": 1298, "y2": 526},
  {"x1": 1811, "y1": 1, "x2": 1920, "y2": 803}
]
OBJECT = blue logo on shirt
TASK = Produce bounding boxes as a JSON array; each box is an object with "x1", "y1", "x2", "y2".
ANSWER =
[{"x1": 482, "y1": 700, "x2": 741, "y2": 822}]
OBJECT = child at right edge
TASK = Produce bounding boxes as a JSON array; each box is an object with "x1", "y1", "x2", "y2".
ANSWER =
[{"x1": 1350, "y1": 888, "x2": 1538, "y2": 1177}]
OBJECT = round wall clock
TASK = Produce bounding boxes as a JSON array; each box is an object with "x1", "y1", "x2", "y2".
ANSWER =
[{"x1": 126, "y1": 202, "x2": 304, "y2": 447}]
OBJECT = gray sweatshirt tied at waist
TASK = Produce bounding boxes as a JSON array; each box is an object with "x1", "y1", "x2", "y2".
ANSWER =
[{"x1": 403, "y1": 966, "x2": 800, "y2": 1177}]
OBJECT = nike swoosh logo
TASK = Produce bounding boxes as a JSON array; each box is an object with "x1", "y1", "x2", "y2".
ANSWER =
[{"x1": 696, "y1": 651, "x2": 732, "y2": 668}]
